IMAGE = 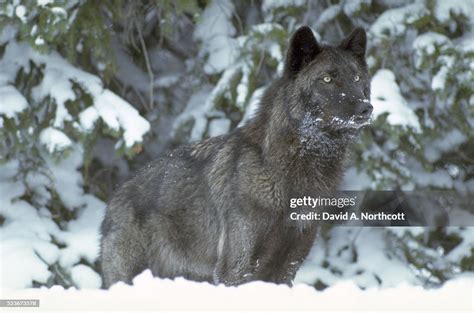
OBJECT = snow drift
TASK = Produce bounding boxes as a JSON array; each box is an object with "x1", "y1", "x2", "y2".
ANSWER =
[{"x1": 2, "y1": 270, "x2": 473, "y2": 312}]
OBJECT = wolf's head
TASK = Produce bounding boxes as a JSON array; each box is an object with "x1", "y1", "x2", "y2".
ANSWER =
[{"x1": 281, "y1": 26, "x2": 372, "y2": 139}]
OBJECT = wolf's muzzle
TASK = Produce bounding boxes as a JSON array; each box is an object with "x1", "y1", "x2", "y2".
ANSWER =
[{"x1": 355, "y1": 101, "x2": 373, "y2": 120}]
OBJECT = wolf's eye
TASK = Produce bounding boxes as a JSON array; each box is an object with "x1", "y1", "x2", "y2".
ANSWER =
[
  {"x1": 354, "y1": 75, "x2": 360, "y2": 82},
  {"x1": 323, "y1": 76, "x2": 332, "y2": 83}
]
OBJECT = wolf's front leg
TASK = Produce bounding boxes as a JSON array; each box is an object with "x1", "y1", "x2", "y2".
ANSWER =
[
  {"x1": 271, "y1": 226, "x2": 318, "y2": 285},
  {"x1": 212, "y1": 225, "x2": 259, "y2": 286}
]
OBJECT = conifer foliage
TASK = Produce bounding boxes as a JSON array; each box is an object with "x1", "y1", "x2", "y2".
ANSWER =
[{"x1": 0, "y1": 0, "x2": 473, "y2": 289}]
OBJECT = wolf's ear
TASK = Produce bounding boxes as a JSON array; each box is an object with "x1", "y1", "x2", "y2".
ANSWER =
[
  {"x1": 284, "y1": 26, "x2": 320, "y2": 78},
  {"x1": 339, "y1": 27, "x2": 366, "y2": 59}
]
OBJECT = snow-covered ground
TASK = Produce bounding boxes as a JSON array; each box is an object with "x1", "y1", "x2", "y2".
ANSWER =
[
  {"x1": 1, "y1": 1, "x2": 474, "y2": 311},
  {"x1": 1, "y1": 270, "x2": 473, "y2": 312}
]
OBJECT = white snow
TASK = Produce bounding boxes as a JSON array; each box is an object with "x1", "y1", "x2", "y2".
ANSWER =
[
  {"x1": 407, "y1": 160, "x2": 454, "y2": 189},
  {"x1": 0, "y1": 161, "x2": 61, "y2": 288},
  {"x1": 250, "y1": 22, "x2": 283, "y2": 34},
  {"x1": 185, "y1": 20, "x2": 285, "y2": 140},
  {"x1": 25, "y1": 172, "x2": 51, "y2": 207},
  {"x1": 15, "y1": 5, "x2": 26, "y2": 22},
  {"x1": 194, "y1": 0, "x2": 238, "y2": 74},
  {"x1": 50, "y1": 6, "x2": 67, "y2": 19},
  {"x1": 110, "y1": 38, "x2": 148, "y2": 92},
  {"x1": 37, "y1": 0, "x2": 54, "y2": 6},
  {"x1": 34, "y1": 36, "x2": 45, "y2": 45},
  {"x1": 370, "y1": 69, "x2": 421, "y2": 131},
  {"x1": 315, "y1": 5, "x2": 341, "y2": 30},
  {"x1": 460, "y1": 37, "x2": 474, "y2": 53},
  {"x1": 173, "y1": 65, "x2": 243, "y2": 141},
  {"x1": 173, "y1": 86, "x2": 213, "y2": 142},
  {"x1": 208, "y1": 118, "x2": 231, "y2": 137},
  {"x1": 431, "y1": 66, "x2": 449, "y2": 91},
  {"x1": 236, "y1": 64, "x2": 250, "y2": 109},
  {"x1": 43, "y1": 145, "x2": 85, "y2": 208},
  {"x1": 343, "y1": 0, "x2": 371, "y2": 16},
  {"x1": 2, "y1": 270, "x2": 473, "y2": 311},
  {"x1": 45, "y1": 146, "x2": 106, "y2": 267},
  {"x1": 341, "y1": 167, "x2": 373, "y2": 190},
  {"x1": 423, "y1": 129, "x2": 467, "y2": 162},
  {"x1": 0, "y1": 85, "x2": 28, "y2": 118},
  {"x1": 446, "y1": 227, "x2": 474, "y2": 261},
  {"x1": 94, "y1": 90, "x2": 150, "y2": 147},
  {"x1": 70, "y1": 264, "x2": 101, "y2": 289},
  {"x1": 0, "y1": 147, "x2": 106, "y2": 289},
  {"x1": 370, "y1": 3, "x2": 428, "y2": 39},
  {"x1": 296, "y1": 228, "x2": 418, "y2": 289},
  {"x1": 434, "y1": 0, "x2": 474, "y2": 23},
  {"x1": 413, "y1": 32, "x2": 450, "y2": 56},
  {"x1": 238, "y1": 87, "x2": 264, "y2": 127},
  {"x1": 0, "y1": 24, "x2": 17, "y2": 45},
  {"x1": 32, "y1": 67, "x2": 76, "y2": 127},
  {"x1": 56, "y1": 194, "x2": 106, "y2": 268},
  {"x1": 154, "y1": 74, "x2": 179, "y2": 88},
  {"x1": 1, "y1": 1, "x2": 473, "y2": 305},
  {"x1": 412, "y1": 32, "x2": 453, "y2": 72},
  {"x1": 269, "y1": 42, "x2": 284, "y2": 74},
  {"x1": 78, "y1": 106, "x2": 99, "y2": 131},
  {"x1": 262, "y1": 0, "x2": 305, "y2": 12},
  {"x1": 0, "y1": 38, "x2": 150, "y2": 147},
  {"x1": 39, "y1": 127, "x2": 72, "y2": 153}
]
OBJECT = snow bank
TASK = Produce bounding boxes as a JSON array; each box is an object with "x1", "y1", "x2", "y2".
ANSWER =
[{"x1": 2, "y1": 270, "x2": 472, "y2": 311}]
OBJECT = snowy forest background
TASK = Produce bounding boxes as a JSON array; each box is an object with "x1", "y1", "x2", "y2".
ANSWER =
[{"x1": 0, "y1": 0, "x2": 473, "y2": 291}]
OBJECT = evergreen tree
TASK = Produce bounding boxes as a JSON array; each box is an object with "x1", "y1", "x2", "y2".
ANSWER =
[{"x1": 0, "y1": 0, "x2": 472, "y2": 289}]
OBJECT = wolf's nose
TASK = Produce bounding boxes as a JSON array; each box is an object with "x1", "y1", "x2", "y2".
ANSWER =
[{"x1": 356, "y1": 103, "x2": 373, "y2": 117}]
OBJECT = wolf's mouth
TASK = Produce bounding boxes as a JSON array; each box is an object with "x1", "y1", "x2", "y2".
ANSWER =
[
  {"x1": 353, "y1": 115, "x2": 372, "y2": 125},
  {"x1": 330, "y1": 115, "x2": 372, "y2": 129},
  {"x1": 298, "y1": 112, "x2": 371, "y2": 139}
]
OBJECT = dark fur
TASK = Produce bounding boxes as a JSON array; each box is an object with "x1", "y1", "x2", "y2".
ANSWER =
[{"x1": 100, "y1": 26, "x2": 372, "y2": 288}]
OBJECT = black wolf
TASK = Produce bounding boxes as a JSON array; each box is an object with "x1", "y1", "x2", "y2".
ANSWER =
[{"x1": 100, "y1": 26, "x2": 372, "y2": 288}]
